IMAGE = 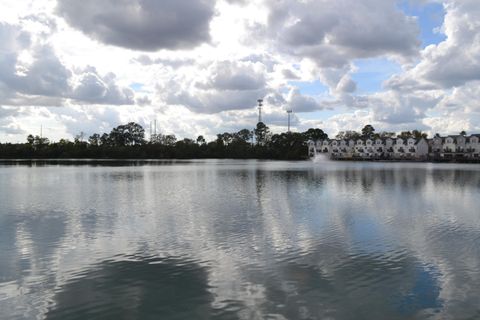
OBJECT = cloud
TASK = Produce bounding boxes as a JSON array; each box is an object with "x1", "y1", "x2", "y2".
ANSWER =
[
  {"x1": 1, "y1": 0, "x2": 480, "y2": 142},
  {"x1": 199, "y1": 60, "x2": 266, "y2": 91},
  {"x1": 281, "y1": 68, "x2": 300, "y2": 80},
  {"x1": 438, "y1": 81, "x2": 480, "y2": 112},
  {"x1": 165, "y1": 60, "x2": 269, "y2": 113},
  {"x1": 133, "y1": 55, "x2": 195, "y2": 68},
  {"x1": 0, "y1": 106, "x2": 22, "y2": 118},
  {"x1": 56, "y1": 0, "x2": 215, "y2": 51},
  {"x1": 0, "y1": 123, "x2": 26, "y2": 135},
  {"x1": 386, "y1": 0, "x2": 480, "y2": 90},
  {"x1": 0, "y1": 23, "x2": 70, "y2": 104},
  {"x1": 336, "y1": 76, "x2": 357, "y2": 94},
  {"x1": 286, "y1": 89, "x2": 323, "y2": 113},
  {"x1": 258, "y1": 0, "x2": 420, "y2": 68},
  {"x1": 10, "y1": 45, "x2": 72, "y2": 97},
  {"x1": 71, "y1": 67, "x2": 134, "y2": 105},
  {"x1": 48, "y1": 106, "x2": 123, "y2": 137},
  {"x1": 0, "y1": 22, "x2": 135, "y2": 106}
]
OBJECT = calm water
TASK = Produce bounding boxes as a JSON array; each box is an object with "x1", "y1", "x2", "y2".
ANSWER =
[{"x1": 1, "y1": 160, "x2": 480, "y2": 320}]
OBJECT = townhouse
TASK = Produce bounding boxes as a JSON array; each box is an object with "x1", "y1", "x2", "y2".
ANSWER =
[
  {"x1": 430, "y1": 134, "x2": 480, "y2": 159},
  {"x1": 309, "y1": 136, "x2": 434, "y2": 160}
]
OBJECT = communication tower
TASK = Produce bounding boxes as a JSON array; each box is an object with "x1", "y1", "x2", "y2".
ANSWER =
[{"x1": 257, "y1": 99, "x2": 263, "y2": 123}]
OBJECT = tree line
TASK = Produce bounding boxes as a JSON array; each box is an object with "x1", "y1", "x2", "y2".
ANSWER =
[
  {"x1": 1, "y1": 123, "x2": 454, "y2": 160},
  {"x1": 0, "y1": 122, "x2": 329, "y2": 160},
  {"x1": 335, "y1": 125, "x2": 430, "y2": 141}
]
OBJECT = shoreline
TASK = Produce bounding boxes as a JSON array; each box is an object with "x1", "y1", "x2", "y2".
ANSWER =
[{"x1": 1, "y1": 158, "x2": 479, "y2": 164}]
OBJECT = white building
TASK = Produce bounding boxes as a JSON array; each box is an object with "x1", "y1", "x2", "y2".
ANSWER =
[
  {"x1": 308, "y1": 136, "x2": 435, "y2": 161},
  {"x1": 429, "y1": 134, "x2": 480, "y2": 160}
]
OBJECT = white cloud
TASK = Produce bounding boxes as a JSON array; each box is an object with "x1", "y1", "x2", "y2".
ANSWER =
[
  {"x1": 164, "y1": 60, "x2": 269, "y2": 114},
  {"x1": 258, "y1": 0, "x2": 420, "y2": 68},
  {"x1": 387, "y1": 0, "x2": 480, "y2": 90},
  {"x1": 0, "y1": 0, "x2": 479, "y2": 141}
]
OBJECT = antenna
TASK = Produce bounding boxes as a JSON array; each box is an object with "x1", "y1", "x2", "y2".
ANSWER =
[
  {"x1": 257, "y1": 99, "x2": 263, "y2": 123},
  {"x1": 150, "y1": 121, "x2": 152, "y2": 142},
  {"x1": 287, "y1": 109, "x2": 293, "y2": 132},
  {"x1": 40, "y1": 125, "x2": 43, "y2": 139}
]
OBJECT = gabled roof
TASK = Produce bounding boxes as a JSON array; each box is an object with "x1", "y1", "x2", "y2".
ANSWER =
[
  {"x1": 414, "y1": 138, "x2": 427, "y2": 145},
  {"x1": 467, "y1": 135, "x2": 480, "y2": 142}
]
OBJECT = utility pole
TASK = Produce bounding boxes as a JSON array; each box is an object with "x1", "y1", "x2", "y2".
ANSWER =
[{"x1": 287, "y1": 110, "x2": 293, "y2": 132}]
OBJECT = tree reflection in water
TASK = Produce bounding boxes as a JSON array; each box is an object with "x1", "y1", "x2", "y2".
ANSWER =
[{"x1": 46, "y1": 256, "x2": 231, "y2": 320}]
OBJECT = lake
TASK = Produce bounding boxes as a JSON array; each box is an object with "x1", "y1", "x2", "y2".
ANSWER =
[{"x1": 1, "y1": 160, "x2": 479, "y2": 320}]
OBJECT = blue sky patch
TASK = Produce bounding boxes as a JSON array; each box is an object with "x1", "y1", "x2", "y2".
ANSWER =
[
  {"x1": 400, "y1": 1, "x2": 446, "y2": 47},
  {"x1": 289, "y1": 80, "x2": 329, "y2": 96},
  {"x1": 129, "y1": 82, "x2": 144, "y2": 91},
  {"x1": 352, "y1": 58, "x2": 402, "y2": 93}
]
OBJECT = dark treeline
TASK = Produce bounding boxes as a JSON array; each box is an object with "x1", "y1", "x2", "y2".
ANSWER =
[
  {"x1": 335, "y1": 125, "x2": 429, "y2": 140},
  {"x1": 0, "y1": 122, "x2": 328, "y2": 160}
]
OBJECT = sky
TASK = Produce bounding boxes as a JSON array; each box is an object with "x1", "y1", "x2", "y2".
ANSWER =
[{"x1": 0, "y1": 0, "x2": 479, "y2": 142}]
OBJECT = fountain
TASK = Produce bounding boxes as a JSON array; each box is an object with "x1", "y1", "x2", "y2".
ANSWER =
[{"x1": 311, "y1": 145, "x2": 330, "y2": 162}]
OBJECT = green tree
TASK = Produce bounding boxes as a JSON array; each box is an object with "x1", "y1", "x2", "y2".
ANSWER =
[
  {"x1": 109, "y1": 122, "x2": 145, "y2": 146},
  {"x1": 361, "y1": 125, "x2": 375, "y2": 138},
  {"x1": 100, "y1": 133, "x2": 110, "y2": 146},
  {"x1": 58, "y1": 139, "x2": 72, "y2": 145},
  {"x1": 219, "y1": 132, "x2": 233, "y2": 145},
  {"x1": 397, "y1": 131, "x2": 413, "y2": 140},
  {"x1": 27, "y1": 134, "x2": 35, "y2": 145},
  {"x1": 412, "y1": 130, "x2": 428, "y2": 139},
  {"x1": 336, "y1": 131, "x2": 361, "y2": 140},
  {"x1": 75, "y1": 132, "x2": 85, "y2": 144},
  {"x1": 33, "y1": 135, "x2": 49, "y2": 146},
  {"x1": 235, "y1": 129, "x2": 253, "y2": 143},
  {"x1": 162, "y1": 135, "x2": 177, "y2": 146},
  {"x1": 89, "y1": 134, "x2": 101, "y2": 146},
  {"x1": 303, "y1": 128, "x2": 328, "y2": 141},
  {"x1": 269, "y1": 132, "x2": 308, "y2": 159},
  {"x1": 254, "y1": 122, "x2": 270, "y2": 145}
]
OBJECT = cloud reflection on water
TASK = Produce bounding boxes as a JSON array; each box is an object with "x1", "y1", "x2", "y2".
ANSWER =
[{"x1": 0, "y1": 161, "x2": 479, "y2": 319}]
